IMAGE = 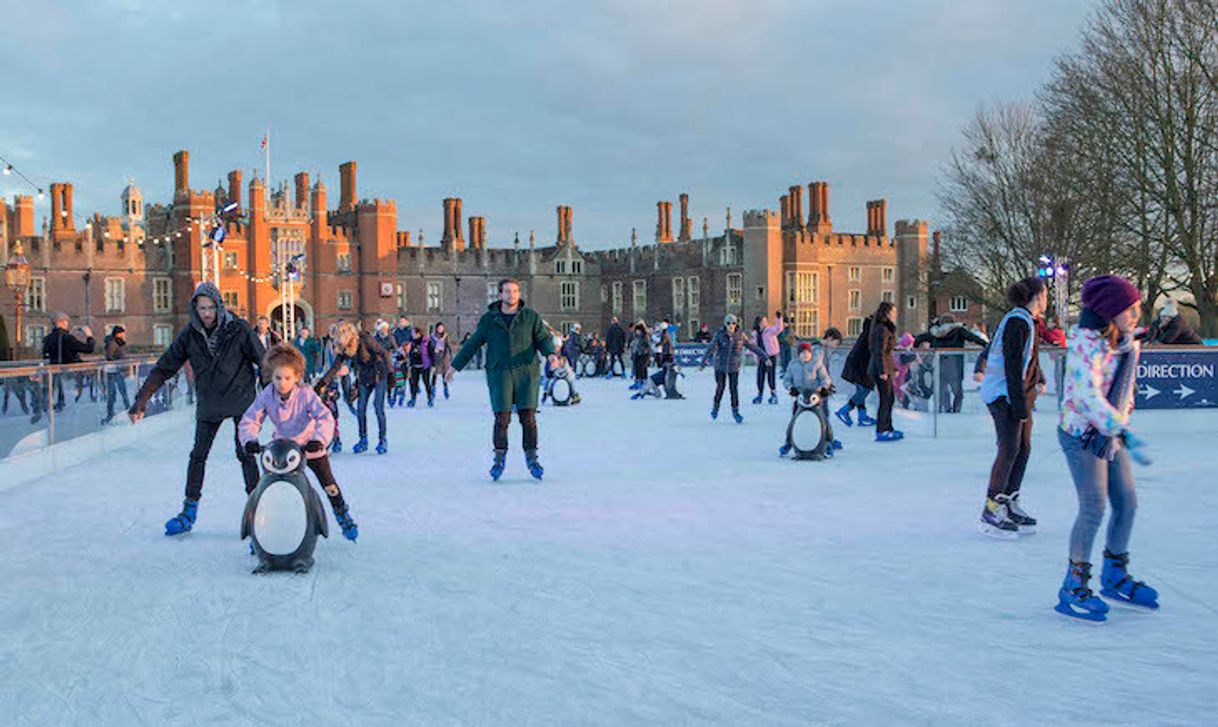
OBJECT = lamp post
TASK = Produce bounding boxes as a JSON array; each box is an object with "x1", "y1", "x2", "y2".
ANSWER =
[{"x1": 5, "y1": 241, "x2": 31, "y2": 359}]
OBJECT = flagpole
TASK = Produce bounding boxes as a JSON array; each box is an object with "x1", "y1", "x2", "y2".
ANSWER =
[{"x1": 265, "y1": 124, "x2": 271, "y2": 188}]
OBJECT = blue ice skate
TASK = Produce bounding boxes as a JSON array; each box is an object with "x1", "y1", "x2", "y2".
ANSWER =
[
  {"x1": 831, "y1": 439, "x2": 843, "y2": 450},
  {"x1": 375, "y1": 438, "x2": 388, "y2": 455},
  {"x1": 525, "y1": 449, "x2": 544, "y2": 480},
  {"x1": 856, "y1": 410, "x2": 877, "y2": 427},
  {"x1": 330, "y1": 438, "x2": 342, "y2": 454},
  {"x1": 732, "y1": 409, "x2": 743, "y2": 424},
  {"x1": 752, "y1": 394, "x2": 763, "y2": 405},
  {"x1": 335, "y1": 507, "x2": 359, "y2": 541},
  {"x1": 768, "y1": 393, "x2": 778, "y2": 405},
  {"x1": 710, "y1": 407, "x2": 719, "y2": 420},
  {"x1": 779, "y1": 443, "x2": 791, "y2": 457},
  {"x1": 164, "y1": 498, "x2": 199, "y2": 536},
  {"x1": 835, "y1": 404, "x2": 854, "y2": 427},
  {"x1": 352, "y1": 437, "x2": 369, "y2": 454},
  {"x1": 1100, "y1": 550, "x2": 1159, "y2": 609},
  {"x1": 490, "y1": 449, "x2": 507, "y2": 481},
  {"x1": 1056, "y1": 561, "x2": 1110, "y2": 622}
]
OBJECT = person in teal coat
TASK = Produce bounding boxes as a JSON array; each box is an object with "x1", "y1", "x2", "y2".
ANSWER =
[{"x1": 448, "y1": 278, "x2": 558, "y2": 481}]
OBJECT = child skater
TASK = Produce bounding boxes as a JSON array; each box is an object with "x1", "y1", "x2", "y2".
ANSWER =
[
  {"x1": 240, "y1": 343, "x2": 359, "y2": 541},
  {"x1": 1055, "y1": 275, "x2": 1156, "y2": 622},
  {"x1": 313, "y1": 357, "x2": 349, "y2": 453},
  {"x1": 780, "y1": 329, "x2": 843, "y2": 457}
]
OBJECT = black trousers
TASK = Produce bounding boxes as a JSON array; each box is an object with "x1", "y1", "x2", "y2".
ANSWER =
[
  {"x1": 609, "y1": 352, "x2": 625, "y2": 375},
  {"x1": 756, "y1": 355, "x2": 777, "y2": 395},
  {"x1": 713, "y1": 371, "x2": 740, "y2": 411},
  {"x1": 939, "y1": 354, "x2": 964, "y2": 413},
  {"x1": 186, "y1": 416, "x2": 260, "y2": 501},
  {"x1": 306, "y1": 455, "x2": 347, "y2": 512},
  {"x1": 409, "y1": 366, "x2": 433, "y2": 400},
  {"x1": 986, "y1": 399, "x2": 1033, "y2": 499},
  {"x1": 632, "y1": 356, "x2": 649, "y2": 381},
  {"x1": 493, "y1": 407, "x2": 537, "y2": 451},
  {"x1": 876, "y1": 378, "x2": 895, "y2": 433}
]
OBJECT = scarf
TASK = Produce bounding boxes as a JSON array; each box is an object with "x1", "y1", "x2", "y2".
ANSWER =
[{"x1": 1078, "y1": 309, "x2": 1139, "y2": 460}]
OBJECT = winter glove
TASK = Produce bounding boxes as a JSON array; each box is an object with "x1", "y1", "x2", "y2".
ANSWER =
[
  {"x1": 1120, "y1": 430, "x2": 1151, "y2": 466},
  {"x1": 827, "y1": 383, "x2": 836, "y2": 396},
  {"x1": 789, "y1": 387, "x2": 800, "y2": 397},
  {"x1": 304, "y1": 440, "x2": 325, "y2": 453},
  {"x1": 243, "y1": 440, "x2": 262, "y2": 455}
]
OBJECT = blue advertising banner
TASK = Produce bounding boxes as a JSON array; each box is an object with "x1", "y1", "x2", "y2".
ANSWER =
[
  {"x1": 1135, "y1": 348, "x2": 1218, "y2": 409},
  {"x1": 137, "y1": 363, "x2": 174, "y2": 416}
]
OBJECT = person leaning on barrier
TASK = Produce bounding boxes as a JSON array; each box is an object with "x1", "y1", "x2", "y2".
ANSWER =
[
  {"x1": 41, "y1": 312, "x2": 95, "y2": 413},
  {"x1": 1142, "y1": 299, "x2": 1202, "y2": 345}
]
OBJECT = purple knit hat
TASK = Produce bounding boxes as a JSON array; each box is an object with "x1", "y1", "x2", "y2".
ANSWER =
[{"x1": 1081, "y1": 275, "x2": 1141, "y2": 321}]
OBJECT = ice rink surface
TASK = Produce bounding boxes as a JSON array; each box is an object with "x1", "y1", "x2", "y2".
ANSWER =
[{"x1": 2, "y1": 370, "x2": 1216, "y2": 725}]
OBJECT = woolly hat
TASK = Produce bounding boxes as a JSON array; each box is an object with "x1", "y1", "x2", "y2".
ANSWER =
[
  {"x1": 898, "y1": 332, "x2": 914, "y2": 348},
  {"x1": 1159, "y1": 298, "x2": 1179, "y2": 318},
  {"x1": 798, "y1": 342, "x2": 813, "y2": 353},
  {"x1": 724, "y1": 314, "x2": 738, "y2": 326},
  {"x1": 1081, "y1": 275, "x2": 1141, "y2": 321}
]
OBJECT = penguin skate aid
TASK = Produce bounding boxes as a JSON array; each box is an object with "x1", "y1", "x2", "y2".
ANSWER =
[
  {"x1": 779, "y1": 330, "x2": 843, "y2": 459},
  {"x1": 239, "y1": 344, "x2": 359, "y2": 572}
]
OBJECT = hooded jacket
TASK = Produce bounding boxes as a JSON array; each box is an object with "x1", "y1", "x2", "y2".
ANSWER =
[
  {"x1": 701, "y1": 326, "x2": 766, "y2": 374},
  {"x1": 133, "y1": 282, "x2": 265, "y2": 421}
]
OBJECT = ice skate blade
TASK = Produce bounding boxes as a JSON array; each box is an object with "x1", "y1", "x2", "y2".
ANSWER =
[
  {"x1": 977, "y1": 521, "x2": 1019, "y2": 540},
  {"x1": 1017, "y1": 525, "x2": 1037, "y2": 535},
  {"x1": 1101, "y1": 589, "x2": 1160, "y2": 610},
  {"x1": 1054, "y1": 601, "x2": 1107, "y2": 622}
]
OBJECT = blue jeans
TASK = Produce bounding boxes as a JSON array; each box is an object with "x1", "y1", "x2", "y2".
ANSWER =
[
  {"x1": 848, "y1": 383, "x2": 871, "y2": 409},
  {"x1": 357, "y1": 378, "x2": 387, "y2": 442},
  {"x1": 1058, "y1": 428, "x2": 1137, "y2": 563},
  {"x1": 106, "y1": 371, "x2": 130, "y2": 418}
]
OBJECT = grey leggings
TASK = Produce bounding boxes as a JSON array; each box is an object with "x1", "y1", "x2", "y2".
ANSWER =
[{"x1": 1058, "y1": 428, "x2": 1137, "y2": 563}]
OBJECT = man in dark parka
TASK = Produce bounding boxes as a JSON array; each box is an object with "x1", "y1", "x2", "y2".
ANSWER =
[{"x1": 448, "y1": 278, "x2": 558, "y2": 479}]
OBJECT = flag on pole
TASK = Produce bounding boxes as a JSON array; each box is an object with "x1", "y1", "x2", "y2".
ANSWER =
[{"x1": 260, "y1": 134, "x2": 268, "y2": 149}]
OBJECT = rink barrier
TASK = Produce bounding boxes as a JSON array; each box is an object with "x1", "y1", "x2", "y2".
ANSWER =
[{"x1": 0, "y1": 357, "x2": 195, "y2": 491}]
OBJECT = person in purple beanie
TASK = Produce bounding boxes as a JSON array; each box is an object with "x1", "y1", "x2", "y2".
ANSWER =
[{"x1": 1055, "y1": 274, "x2": 1158, "y2": 622}]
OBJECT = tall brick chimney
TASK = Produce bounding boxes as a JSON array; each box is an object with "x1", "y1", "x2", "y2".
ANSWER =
[
  {"x1": 339, "y1": 161, "x2": 357, "y2": 211},
  {"x1": 788, "y1": 186, "x2": 803, "y2": 230},
  {"x1": 13, "y1": 195, "x2": 34, "y2": 237},
  {"x1": 294, "y1": 172, "x2": 310, "y2": 211},
  {"x1": 227, "y1": 170, "x2": 243, "y2": 211},
  {"x1": 779, "y1": 194, "x2": 790, "y2": 229},
  {"x1": 311, "y1": 180, "x2": 327, "y2": 231},
  {"x1": 556, "y1": 205, "x2": 567, "y2": 244},
  {"x1": 678, "y1": 193, "x2": 691, "y2": 242},
  {"x1": 876, "y1": 198, "x2": 887, "y2": 236},
  {"x1": 173, "y1": 150, "x2": 189, "y2": 195},
  {"x1": 655, "y1": 201, "x2": 673, "y2": 243},
  {"x1": 441, "y1": 197, "x2": 465, "y2": 251},
  {"x1": 50, "y1": 182, "x2": 75, "y2": 234}
]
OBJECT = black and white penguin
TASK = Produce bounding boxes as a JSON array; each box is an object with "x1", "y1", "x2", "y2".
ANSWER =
[
  {"x1": 785, "y1": 391, "x2": 831, "y2": 460},
  {"x1": 241, "y1": 439, "x2": 329, "y2": 574},
  {"x1": 549, "y1": 376, "x2": 574, "y2": 406}
]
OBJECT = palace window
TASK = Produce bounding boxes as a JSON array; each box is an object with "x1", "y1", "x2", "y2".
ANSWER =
[
  {"x1": 882, "y1": 267, "x2": 895, "y2": 283},
  {"x1": 612, "y1": 281, "x2": 623, "y2": 314},
  {"x1": 572, "y1": 260, "x2": 583, "y2": 274},
  {"x1": 687, "y1": 276, "x2": 700, "y2": 310},
  {"x1": 600, "y1": 284, "x2": 608, "y2": 305},
  {"x1": 555, "y1": 260, "x2": 567, "y2": 274},
  {"x1": 337, "y1": 291, "x2": 353, "y2": 310},
  {"x1": 848, "y1": 266, "x2": 861, "y2": 282},
  {"x1": 632, "y1": 280, "x2": 647, "y2": 316},
  {"x1": 487, "y1": 282, "x2": 499, "y2": 304},
  {"x1": 796, "y1": 309, "x2": 815, "y2": 338},
  {"x1": 849, "y1": 289, "x2": 861, "y2": 311},
  {"x1": 337, "y1": 253, "x2": 352, "y2": 272},
  {"x1": 27, "y1": 277, "x2": 46, "y2": 312},
  {"x1": 105, "y1": 278, "x2": 126, "y2": 313},
  {"x1": 427, "y1": 281, "x2": 442, "y2": 312},
  {"x1": 882, "y1": 290, "x2": 895, "y2": 304},
  {"x1": 153, "y1": 324, "x2": 172, "y2": 348},
  {"x1": 222, "y1": 291, "x2": 239, "y2": 310},
  {"x1": 950, "y1": 295, "x2": 969, "y2": 312},
  {"x1": 797, "y1": 272, "x2": 817, "y2": 304},
  {"x1": 224, "y1": 251, "x2": 239, "y2": 270},
  {"x1": 907, "y1": 295, "x2": 918, "y2": 309},
  {"x1": 561, "y1": 281, "x2": 579, "y2": 311},
  {"x1": 25, "y1": 324, "x2": 46, "y2": 349},
  {"x1": 848, "y1": 317, "x2": 863, "y2": 337},
  {"x1": 397, "y1": 283, "x2": 405, "y2": 310},
  {"x1": 153, "y1": 278, "x2": 172, "y2": 313},
  {"x1": 672, "y1": 277, "x2": 684, "y2": 313},
  {"x1": 726, "y1": 273, "x2": 742, "y2": 305}
]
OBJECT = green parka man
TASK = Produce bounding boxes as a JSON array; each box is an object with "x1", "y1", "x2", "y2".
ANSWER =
[{"x1": 448, "y1": 278, "x2": 558, "y2": 481}]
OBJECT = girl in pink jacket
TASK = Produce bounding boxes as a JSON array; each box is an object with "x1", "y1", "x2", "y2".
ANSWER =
[
  {"x1": 240, "y1": 343, "x2": 358, "y2": 541},
  {"x1": 752, "y1": 312, "x2": 786, "y2": 405}
]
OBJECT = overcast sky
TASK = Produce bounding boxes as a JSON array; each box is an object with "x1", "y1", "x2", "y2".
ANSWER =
[{"x1": 1, "y1": 0, "x2": 1096, "y2": 249}]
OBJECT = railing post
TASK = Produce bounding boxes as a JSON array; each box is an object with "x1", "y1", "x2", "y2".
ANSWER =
[
  {"x1": 932, "y1": 350, "x2": 939, "y2": 439},
  {"x1": 45, "y1": 365, "x2": 55, "y2": 446}
]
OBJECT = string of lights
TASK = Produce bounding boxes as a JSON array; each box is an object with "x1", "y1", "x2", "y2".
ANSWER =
[{"x1": 0, "y1": 153, "x2": 46, "y2": 200}]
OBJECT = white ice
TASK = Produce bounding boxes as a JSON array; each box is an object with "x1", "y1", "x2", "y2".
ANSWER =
[{"x1": 1, "y1": 370, "x2": 1216, "y2": 725}]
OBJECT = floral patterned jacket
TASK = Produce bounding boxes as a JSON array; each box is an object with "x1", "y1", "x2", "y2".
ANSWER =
[{"x1": 1059, "y1": 325, "x2": 1139, "y2": 437}]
